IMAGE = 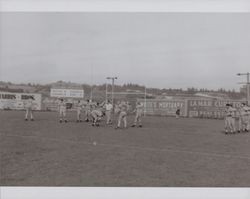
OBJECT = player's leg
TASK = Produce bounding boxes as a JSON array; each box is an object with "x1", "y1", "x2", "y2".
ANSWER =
[
  {"x1": 246, "y1": 116, "x2": 250, "y2": 132},
  {"x1": 132, "y1": 113, "x2": 138, "y2": 127},
  {"x1": 106, "y1": 111, "x2": 111, "y2": 124},
  {"x1": 238, "y1": 117, "x2": 243, "y2": 132},
  {"x1": 228, "y1": 117, "x2": 234, "y2": 133},
  {"x1": 243, "y1": 116, "x2": 247, "y2": 132},
  {"x1": 76, "y1": 110, "x2": 79, "y2": 122},
  {"x1": 116, "y1": 113, "x2": 122, "y2": 128},
  {"x1": 105, "y1": 111, "x2": 108, "y2": 124},
  {"x1": 85, "y1": 110, "x2": 90, "y2": 122},
  {"x1": 224, "y1": 117, "x2": 229, "y2": 134},
  {"x1": 30, "y1": 109, "x2": 34, "y2": 121},
  {"x1": 123, "y1": 115, "x2": 127, "y2": 128},
  {"x1": 90, "y1": 112, "x2": 94, "y2": 125},
  {"x1": 241, "y1": 116, "x2": 245, "y2": 131},
  {"x1": 228, "y1": 118, "x2": 233, "y2": 133},
  {"x1": 109, "y1": 111, "x2": 112, "y2": 124},
  {"x1": 79, "y1": 111, "x2": 82, "y2": 122},
  {"x1": 77, "y1": 109, "x2": 80, "y2": 122},
  {"x1": 25, "y1": 108, "x2": 29, "y2": 121},
  {"x1": 242, "y1": 116, "x2": 247, "y2": 132},
  {"x1": 138, "y1": 113, "x2": 142, "y2": 127},
  {"x1": 242, "y1": 117, "x2": 246, "y2": 132},
  {"x1": 231, "y1": 118, "x2": 236, "y2": 133},
  {"x1": 248, "y1": 114, "x2": 250, "y2": 131},
  {"x1": 63, "y1": 109, "x2": 67, "y2": 123},
  {"x1": 96, "y1": 116, "x2": 101, "y2": 126},
  {"x1": 61, "y1": 109, "x2": 65, "y2": 121},
  {"x1": 59, "y1": 109, "x2": 63, "y2": 123},
  {"x1": 84, "y1": 110, "x2": 87, "y2": 121},
  {"x1": 176, "y1": 113, "x2": 179, "y2": 119},
  {"x1": 91, "y1": 113, "x2": 97, "y2": 126}
]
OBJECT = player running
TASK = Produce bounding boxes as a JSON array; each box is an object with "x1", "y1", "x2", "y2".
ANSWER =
[
  {"x1": 247, "y1": 104, "x2": 250, "y2": 132},
  {"x1": 224, "y1": 103, "x2": 236, "y2": 134},
  {"x1": 76, "y1": 100, "x2": 83, "y2": 122},
  {"x1": 176, "y1": 107, "x2": 181, "y2": 119},
  {"x1": 25, "y1": 96, "x2": 34, "y2": 121},
  {"x1": 238, "y1": 103, "x2": 249, "y2": 133},
  {"x1": 84, "y1": 99, "x2": 92, "y2": 122},
  {"x1": 105, "y1": 100, "x2": 113, "y2": 125},
  {"x1": 131, "y1": 101, "x2": 144, "y2": 128},
  {"x1": 115, "y1": 101, "x2": 129, "y2": 129},
  {"x1": 58, "y1": 98, "x2": 67, "y2": 123},
  {"x1": 91, "y1": 103, "x2": 104, "y2": 126}
]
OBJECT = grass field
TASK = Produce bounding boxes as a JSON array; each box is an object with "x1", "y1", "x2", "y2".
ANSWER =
[{"x1": 1, "y1": 110, "x2": 250, "y2": 187}]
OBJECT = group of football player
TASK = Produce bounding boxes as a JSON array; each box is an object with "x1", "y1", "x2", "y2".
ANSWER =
[
  {"x1": 24, "y1": 96, "x2": 250, "y2": 133},
  {"x1": 224, "y1": 103, "x2": 250, "y2": 134},
  {"x1": 57, "y1": 98, "x2": 144, "y2": 129}
]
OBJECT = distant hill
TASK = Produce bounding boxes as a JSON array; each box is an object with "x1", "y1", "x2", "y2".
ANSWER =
[{"x1": 0, "y1": 81, "x2": 246, "y2": 100}]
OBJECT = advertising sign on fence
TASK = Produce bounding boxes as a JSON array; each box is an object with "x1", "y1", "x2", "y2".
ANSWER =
[
  {"x1": 138, "y1": 98, "x2": 244, "y2": 119},
  {"x1": 0, "y1": 92, "x2": 42, "y2": 110},
  {"x1": 138, "y1": 99, "x2": 187, "y2": 116},
  {"x1": 50, "y1": 88, "x2": 84, "y2": 98},
  {"x1": 187, "y1": 99, "x2": 243, "y2": 119}
]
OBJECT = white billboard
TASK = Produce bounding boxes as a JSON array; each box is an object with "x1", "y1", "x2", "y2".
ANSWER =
[
  {"x1": 0, "y1": 92, "x2": 42, "y2": 110},
  {"x1": 50, "y1": 88, "x2": 84, "y2": 98}
]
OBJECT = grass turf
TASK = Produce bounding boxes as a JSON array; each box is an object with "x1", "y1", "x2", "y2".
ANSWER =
[{"x1": 1, "y1": 110, "x2": 250, "y2": 186}]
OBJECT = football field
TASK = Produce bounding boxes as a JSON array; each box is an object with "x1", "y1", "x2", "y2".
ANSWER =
[{"x1": 1, "y1": 110, "x2": 250, "y2": 187}]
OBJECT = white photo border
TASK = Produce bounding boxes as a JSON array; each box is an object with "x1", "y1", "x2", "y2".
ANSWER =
[
  {"x1": 0, "y1": 0, "x2": 250, "y2": 198},
  {"x1": 0, "y1": 0, "x2": 250, "y2": 12}
]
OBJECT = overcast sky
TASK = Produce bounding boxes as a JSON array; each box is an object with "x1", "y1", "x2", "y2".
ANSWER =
[{"x1": 0, "y1": 12, "x2": 249, "y2": 90}]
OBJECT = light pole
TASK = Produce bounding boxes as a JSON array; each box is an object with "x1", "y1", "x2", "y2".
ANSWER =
[
  {"x1": 90, "y1": 64, "x2": 93, "y2": 102},
  {"x1": 144, "y1": 86, "x2": 147, "y2": 116},
  {"x1": 237, "y1": 72, "x2": 250, "y2": 105},
  {"x1": 106, "y1": 77, "x2": 118, "y2": 107},
  {"x1": 105, "y1": 82, "x2": 108, "y2": 103}
]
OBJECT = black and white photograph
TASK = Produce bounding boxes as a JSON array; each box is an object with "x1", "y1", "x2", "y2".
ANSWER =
[{"x1": 0, "y1": 0, "x2": 250, "y2": 197}]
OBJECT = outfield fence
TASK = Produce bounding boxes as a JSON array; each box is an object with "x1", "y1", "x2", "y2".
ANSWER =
[
  {"x1": 0, "y1": 92, "x2": 42, "y2": 110},
  {"x1": 138, "y1": 98, "x2": 245, "y2": 119},
  {"x1": 0, "y1": 91, "x2": 245, "y2": 120}
]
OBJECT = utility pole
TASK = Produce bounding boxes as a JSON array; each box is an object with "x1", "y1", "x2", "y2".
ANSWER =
[
  {"x1": 144, "y1": 86, "x2": 147, "y2": 116},
  {"x1": 237, "y1": 72, "x2": 250, "y2": 105},
  {"x1": 106, "y1": 77, "x2": 118, "y2": 107},
  {"x1": 90, "y1": 64, "x2": 93, "y2": 102},
  {"x1": 105, "y1": 82, "x2": 108, "y2": 103}
]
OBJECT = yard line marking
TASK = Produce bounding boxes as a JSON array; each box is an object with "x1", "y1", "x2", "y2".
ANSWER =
[{"x1": 1, "y1": 133, "x2": 250, "y2": 161}]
